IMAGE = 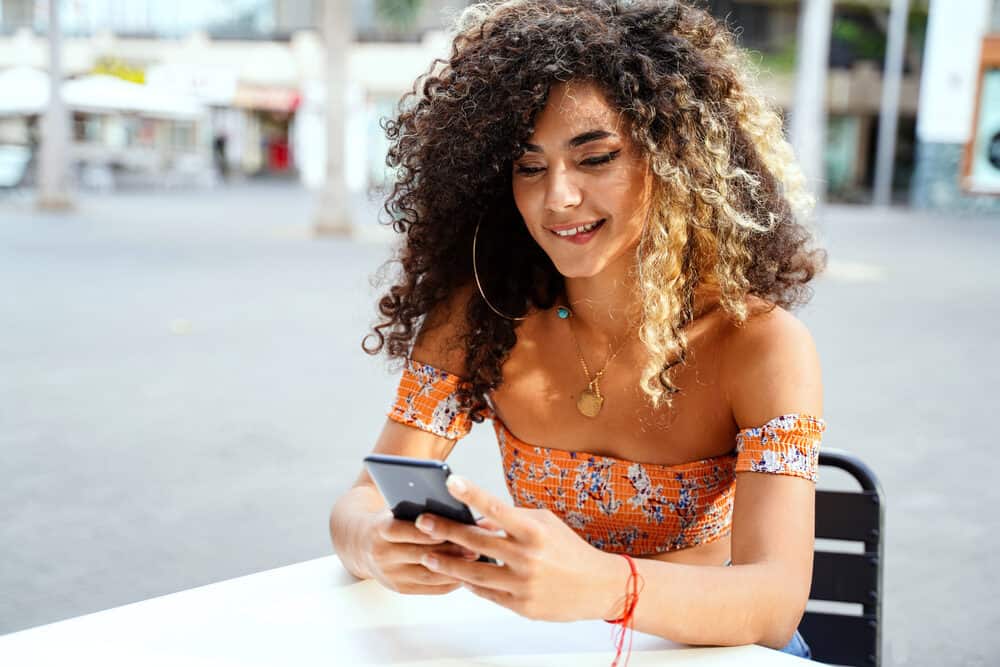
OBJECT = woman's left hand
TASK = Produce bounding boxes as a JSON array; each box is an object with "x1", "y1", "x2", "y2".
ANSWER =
[{"x1": 413, "y1": 475, "x2": 625, "y2": 622}]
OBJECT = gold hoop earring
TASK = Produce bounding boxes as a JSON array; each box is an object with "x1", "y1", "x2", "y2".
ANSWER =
[{"x1": 472, "y1": 219, "x2": 527, "y2": 321}]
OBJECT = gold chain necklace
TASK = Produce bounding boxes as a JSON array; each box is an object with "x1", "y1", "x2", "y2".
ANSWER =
[{"x1": 558, "y1": 306, "x2": 627, "y2": 418}]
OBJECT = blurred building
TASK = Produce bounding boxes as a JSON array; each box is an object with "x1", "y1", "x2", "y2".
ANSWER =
[
  {"x1": 3, "y1": 0, "x2": 997, "y2": 213},
  {"x1": 0, "y1": 0, "x2": 468, "y2": 192},
  {"x1": 0, "y1": 0, "x2": 32, "y2": 30},
  {"x1": 911, "y1": 0, "x2": 1000, "y2": 213},
  {"x1": 703, "y1": 0, "x2": 928, "y2": 203}
]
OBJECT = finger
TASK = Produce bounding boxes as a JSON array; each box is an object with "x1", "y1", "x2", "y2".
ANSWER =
[
  {"x1": 425, "y1": 542, "x2": 481, "y2": 562},
  {"x1": 415, "y1": 514, "x2": 512, "y2": 562},
  {"x1": 446, "y1": 476, "x2": 525, "y2": 539},
  {"x1": 462, "y1": 582, "x2": 516, "y2": 608},
  {"x1": 420, "y1": 553, "x2": 517, "y2": 594},
  {"x1": 394, "y1": 563, "x2": 461, "y2": 588},
  {"x1": 438, "y1": 543, "x2": 482, "y2": 561},
  {"x1": 377, "y1": 513, "x2": 448, "y2": 545},
  {"x1": 382, "y1": 542, "x2": 476, "y2": 567},
  {"x1": 398, "y1": 582, "x2": 461, "y2": 596},
  {"x1": 476, "y1": 516, "x2": 504, "y2": 533}
]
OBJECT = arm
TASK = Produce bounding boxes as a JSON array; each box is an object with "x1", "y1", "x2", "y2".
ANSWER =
[
  {"x1": 329, "y1": 419, "x2": 461, "y2": 584},
  {"x1": 329, "y1": 286, "x2": 475, "y2": 591},
  {"x1": 625, "y1": 308, "x2": 823, "y2": 647},
  {"x1": 613, "y1": 476, "x2": 816, "y2": 647}
]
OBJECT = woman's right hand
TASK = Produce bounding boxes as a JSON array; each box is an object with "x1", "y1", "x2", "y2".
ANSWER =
[{"x1": 361, "y1": 510, "x2": 476, "y2": 595}]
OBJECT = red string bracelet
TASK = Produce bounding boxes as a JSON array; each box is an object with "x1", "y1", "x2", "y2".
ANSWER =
[{"x1": 603, "y1": 553, "x2": 643, "y2": 667}]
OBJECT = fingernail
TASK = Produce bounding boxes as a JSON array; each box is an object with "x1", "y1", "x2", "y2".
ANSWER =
[
  {"x1": 422, "y1": 554, "x2": 439, "y2": 570},
  {"x1": 447, "y1": 475, "x2": 467, "y2": 495},
  {"x1": 415, "y1": 515, "x2": 435, "y2": 533}
]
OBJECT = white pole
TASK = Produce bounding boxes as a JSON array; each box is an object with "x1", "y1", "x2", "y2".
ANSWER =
[
  {"x1": 37, "y1": 0, "x2": 73, "y2": 210},
  {"x1": 873, "y1": 0, "x2": 911, "y2": 207},
  {"x1": 790, "y1": 0, "x2": 835, "y2": 204},
  {"x1": 314, "y1": 0, "x2": 352, "y2": 236}
]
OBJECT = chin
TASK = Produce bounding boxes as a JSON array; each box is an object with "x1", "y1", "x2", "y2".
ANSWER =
[{"x1": 549, "y1": 255, "x2": 609, "y2": 279}]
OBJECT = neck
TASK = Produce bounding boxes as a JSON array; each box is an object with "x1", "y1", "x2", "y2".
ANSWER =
[
  {"x1": 562, "y1": 252, "x2": 639, "y2": 346},
  {"x1": 562, "y1": 259, "x2": 721, "y2": 347}
]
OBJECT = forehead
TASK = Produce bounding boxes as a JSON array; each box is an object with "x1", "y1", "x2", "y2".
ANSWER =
[{"x1": 529, "y1": 81, "x2": 625, "y2": 141}]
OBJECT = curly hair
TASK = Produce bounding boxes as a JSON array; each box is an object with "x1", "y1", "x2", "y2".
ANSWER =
[{"x1": 364, "y1": 0, "x2": 826, "y2": 412}]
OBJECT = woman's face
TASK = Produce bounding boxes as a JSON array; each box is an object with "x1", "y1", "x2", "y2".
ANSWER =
[{"x1": 512, "y1": 81, "x2": 652, "y2": 279}]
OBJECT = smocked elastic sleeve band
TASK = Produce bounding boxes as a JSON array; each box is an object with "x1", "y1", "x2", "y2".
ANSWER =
[
  {"x1": 734, "y1": 414, "x2": 826, "y2": 482},
  {"x1": 387, "y1": 359, "x2": 473, "y2": 440}
]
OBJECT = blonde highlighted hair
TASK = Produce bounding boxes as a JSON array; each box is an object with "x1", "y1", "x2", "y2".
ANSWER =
[{"x1": 626, "y1": 3, "x2": 820, "y2": 404}]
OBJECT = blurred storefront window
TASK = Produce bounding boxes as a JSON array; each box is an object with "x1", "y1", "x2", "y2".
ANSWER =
[
  {"x1": 964, "y1": 35, "x2": 1000, "y2": 195},
  {"x1": 0, "y1": 0, "x2": 33, "y2": 33},
  {"x1": 913, "y1": 0, "x2": 1000, "y2": 213}
]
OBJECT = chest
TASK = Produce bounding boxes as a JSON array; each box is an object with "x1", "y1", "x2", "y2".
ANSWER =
[{"x1": 489, "y1": 317, "x2": 738, "y2": 465}]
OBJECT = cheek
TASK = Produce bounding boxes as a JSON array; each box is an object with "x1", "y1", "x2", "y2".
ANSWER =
[
  {"x1": 512, "y1": 181, "x2": 542, "y2": 228},
  {"x1": 614, "y1": 168, "x2": 652, "y2": 229},
  {"x1": 511, "y1": 182, "x2": 525, "y2": 216},
  {"x1": 603, "y1": 181, "x2": 643, "y2": 226}
]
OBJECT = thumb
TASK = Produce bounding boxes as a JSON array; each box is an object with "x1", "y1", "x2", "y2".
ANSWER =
[{"x1": 476, "y1": 516, "x2": 504, "y2": 533}]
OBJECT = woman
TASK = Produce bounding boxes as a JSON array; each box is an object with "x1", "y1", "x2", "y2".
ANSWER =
[{"x1": 330, "y1": 0, "x2": 825, "y2": 660}]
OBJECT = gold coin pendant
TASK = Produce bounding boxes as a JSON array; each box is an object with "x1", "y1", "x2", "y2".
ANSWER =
[{"x1": 577, "y1": 388, "x2": 604, "y2": 418}]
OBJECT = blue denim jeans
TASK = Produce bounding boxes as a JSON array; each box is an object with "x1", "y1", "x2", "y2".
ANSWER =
[{"x1": 778, "y1": 630, "x2": 812, "y2": 660}]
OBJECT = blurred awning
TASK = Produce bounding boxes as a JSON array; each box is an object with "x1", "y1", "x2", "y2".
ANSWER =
[
  {"x1": 0, "y1": 69, "x2": 206, "y2": 120},
  {"x1": 63, "y1": 75, "x2": 206, "y2": 119},
  {"x1": 232, "y1": 84, "x2": 301, "y2": 113},
  {"x1": 145, "y1": 63, "x2": 240, "y2": 107},
  {"x1": 0, "y1": 67, "x2": 49, "y2": 116}
]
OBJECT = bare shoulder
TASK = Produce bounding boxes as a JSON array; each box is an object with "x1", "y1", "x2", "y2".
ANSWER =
[
  {"x1": 410, "y1": 283, "x2": 475, "y2": 377},
  {"x1": 719, "y1": 299, "x2": 823, "y2": 429},
  {"x1": 719, "y1": 300, "x2": 815, "y2": 362}
]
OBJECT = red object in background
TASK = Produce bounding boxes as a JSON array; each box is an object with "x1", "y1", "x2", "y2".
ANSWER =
[{"x1": 268, "y1": 141, "x2": 290, "y2": 171}]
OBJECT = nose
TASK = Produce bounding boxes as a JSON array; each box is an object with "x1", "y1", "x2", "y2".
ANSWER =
[{"x1": 543, "y1": 165, "x2": 583, "y2": 212}]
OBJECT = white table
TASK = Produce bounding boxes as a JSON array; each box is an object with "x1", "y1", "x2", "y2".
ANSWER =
[{"x1": 0, "y1": 556, "x2": 813, "y2": 666}]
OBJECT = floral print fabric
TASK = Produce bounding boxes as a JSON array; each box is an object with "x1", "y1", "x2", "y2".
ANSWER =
[
  {"x1": 388, "y1": 360, "x2": 825, "y2": 554},
  {"x1": 734, "y1": 414, "x2": 825, "y2": 483},
  {"x1": 494, "y1": 423, "x2": 737, "y2": 554},
  {"x1": 386, "y1": 359, "x2": 472, "y2": 440}
]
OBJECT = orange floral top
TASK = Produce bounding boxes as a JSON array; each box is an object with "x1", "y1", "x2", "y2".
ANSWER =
[{"x1": 388, "y1": 359, "x2": 825, "y2": 555}]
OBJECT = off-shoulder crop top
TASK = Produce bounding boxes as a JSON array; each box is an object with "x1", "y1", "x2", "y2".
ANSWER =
[{"x1": 388, "y1": 359, "x2": 825, "y2": 556}]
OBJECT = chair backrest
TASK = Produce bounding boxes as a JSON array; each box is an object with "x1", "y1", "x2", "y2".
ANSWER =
[{"x1": 800, "y1": 449, "x2": 885, "y2": 667}]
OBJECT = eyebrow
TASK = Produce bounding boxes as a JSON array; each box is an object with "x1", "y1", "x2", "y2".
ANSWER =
[{"x1": 521, "y1": 129, "x2": 617, "y2": 153}]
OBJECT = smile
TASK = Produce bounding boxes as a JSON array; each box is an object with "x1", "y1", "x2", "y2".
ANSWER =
[{"x1": 549, "y1": 219, "x2": 606, "y2": 238}]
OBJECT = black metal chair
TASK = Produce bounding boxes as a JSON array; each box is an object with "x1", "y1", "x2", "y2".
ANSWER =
[{"x1": 800, "y1": 449, "x2": 885, "y2": 666}]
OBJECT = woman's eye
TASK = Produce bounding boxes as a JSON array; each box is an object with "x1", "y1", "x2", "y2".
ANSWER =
[
  {"x1": 515, "y1": 150, "x2": 620, "y2": 175},
  {"x1": 581, "y1": 150, "x2": 621, "y2": 167}
]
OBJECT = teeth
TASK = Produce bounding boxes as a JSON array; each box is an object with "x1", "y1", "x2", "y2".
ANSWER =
[{"x1": 555, "y1": 220, "x2": 602, "y2": 237}]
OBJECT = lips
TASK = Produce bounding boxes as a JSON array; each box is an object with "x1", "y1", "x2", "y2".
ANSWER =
[
  {"x1": 547, "y1": 218, "x2": 606, "y2": 238},
  {"x1": 544, "y1": 218, "x2": 607, "y2": 246}
]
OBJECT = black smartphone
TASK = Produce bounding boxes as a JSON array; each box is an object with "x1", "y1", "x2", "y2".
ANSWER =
[
  {"x1": 364, "y1": 453, "x2": 477, "y2": 524},
  {"x1": 363, "y1": 453, "x2": 497, "y2": 564}
]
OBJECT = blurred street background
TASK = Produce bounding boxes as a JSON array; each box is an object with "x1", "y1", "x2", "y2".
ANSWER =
[{"x1": 2, "y1": 1, "x2": 1000, "y2": 666}]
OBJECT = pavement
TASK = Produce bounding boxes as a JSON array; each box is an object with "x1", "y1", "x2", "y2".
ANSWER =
[{"x1": 1, "y1": 183, "x2": 998, "y2": 666}]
